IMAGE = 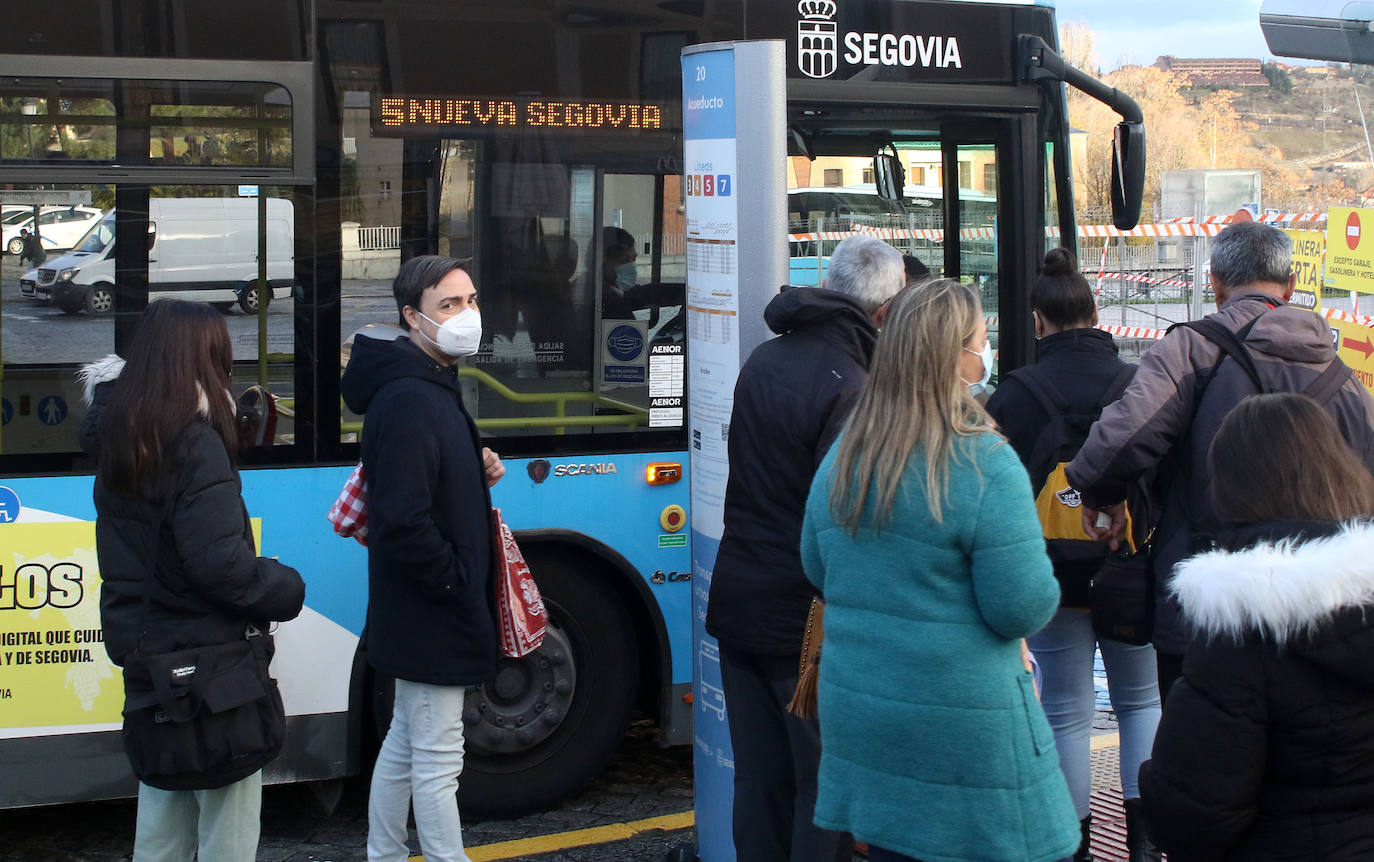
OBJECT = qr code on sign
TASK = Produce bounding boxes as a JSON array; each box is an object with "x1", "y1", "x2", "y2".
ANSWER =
[{"x1": 721, "y1": 423, "x2": 730, "y2": 442}]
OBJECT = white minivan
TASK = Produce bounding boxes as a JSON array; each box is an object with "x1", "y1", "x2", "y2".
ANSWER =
[{"x1": 35, "y1": 197, "x2": 294, "y2": 314}]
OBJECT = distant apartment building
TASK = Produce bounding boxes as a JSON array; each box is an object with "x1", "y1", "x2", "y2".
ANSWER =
[{"x1": 1155, "y1": 56, "x2": 1271, "y2": 88}]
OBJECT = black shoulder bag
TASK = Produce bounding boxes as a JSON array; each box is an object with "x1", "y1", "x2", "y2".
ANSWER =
[{"x1": 119, "y1": 492, "x2": 286, "y2": 791}]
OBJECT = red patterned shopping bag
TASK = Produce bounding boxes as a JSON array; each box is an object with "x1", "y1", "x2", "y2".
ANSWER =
[
  {"x1": 492, "y1": 508, "x2": 547, "y2": 657},
  {"x1": 327, "y1": 463, "x2": 368, "y2": 546}
]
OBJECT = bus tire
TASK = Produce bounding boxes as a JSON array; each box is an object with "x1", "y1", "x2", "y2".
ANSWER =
[{"x1": 459, "y1": 552, "x2": 638, "y2": 816}]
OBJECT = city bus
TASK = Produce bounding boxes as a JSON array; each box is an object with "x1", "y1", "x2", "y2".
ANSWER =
[{"x1": 0, "y1": 0, "x2": 1141, "y2": 813}]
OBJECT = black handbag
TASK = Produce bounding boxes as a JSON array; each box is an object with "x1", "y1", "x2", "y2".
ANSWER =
[
  {"x1": 120, "y1": 625, "x2": 286, "y2": 791},
  {"x1": 1089, "y1": 548, "x2": 1154, "y2": 646}
]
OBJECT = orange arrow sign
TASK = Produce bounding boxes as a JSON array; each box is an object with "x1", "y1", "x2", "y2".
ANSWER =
[{"x1": 1344, "y1": 335, "x2": 1374, "y2": 360}]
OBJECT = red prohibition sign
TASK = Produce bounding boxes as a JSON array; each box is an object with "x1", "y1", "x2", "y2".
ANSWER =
[{"x1": 1348, "y1": 210, "x2": 1362, "y2": 251}]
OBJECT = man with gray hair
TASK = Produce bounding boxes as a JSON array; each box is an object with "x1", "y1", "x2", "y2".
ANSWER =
[
  {"x1": 1067, "y1": 221, "x2": 1374, "y2": 700},
  {"x1": 704, "y1": 234, "x2": 903, "y2": 862}
]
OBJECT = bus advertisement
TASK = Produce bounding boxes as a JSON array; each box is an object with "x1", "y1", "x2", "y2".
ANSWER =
[{"x1": 0, "y1": 0, "x2": 1141, "y2": 816}]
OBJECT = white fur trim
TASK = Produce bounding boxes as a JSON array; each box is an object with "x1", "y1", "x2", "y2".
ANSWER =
[
  {"x1": 77, "y1": 355, "x2": 124, "y2": 406},
  {"x1": 1171, "y1": 522, "x2": 1374, "y2": 644}
]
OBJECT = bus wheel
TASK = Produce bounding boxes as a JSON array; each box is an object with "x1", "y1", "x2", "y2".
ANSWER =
[
  {"x1": 6, "y1": 237, "x2": 22, "y2": 256},
  {"x1": 239, "y1": 284, "x2": 269, "y2": 313},
  {"x1": 459, "y1": 553, "x2": 638, "y2": 816}
]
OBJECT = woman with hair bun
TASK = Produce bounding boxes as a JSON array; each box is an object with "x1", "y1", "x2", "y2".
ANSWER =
[{"x1": 987, "y1": 248, "x2": 1163, "y2": 862}]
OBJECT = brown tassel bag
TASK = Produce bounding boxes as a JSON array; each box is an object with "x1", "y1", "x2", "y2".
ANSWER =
[{"x1": 785, "y1": 597, "x2": 825, "y2": 718}]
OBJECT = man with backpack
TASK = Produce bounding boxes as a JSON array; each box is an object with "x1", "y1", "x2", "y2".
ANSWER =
[{"x1": 1067, "y1": 221, "x2": 1374, "y2": 702}]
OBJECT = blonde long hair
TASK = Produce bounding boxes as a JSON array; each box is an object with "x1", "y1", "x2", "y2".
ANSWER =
[{"x1": 828, "y1": 278, "x2": 995, "y2": 533}]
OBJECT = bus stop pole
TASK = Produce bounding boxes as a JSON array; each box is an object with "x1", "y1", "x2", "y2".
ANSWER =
[{"x1": 681, "y1": 39, "x2": 787, "y2": 862}]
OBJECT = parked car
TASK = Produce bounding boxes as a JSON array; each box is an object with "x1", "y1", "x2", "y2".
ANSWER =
[
  {"x1": 43, "y1": 198, "x2": 294, "y2": 314},
  {"x1": 2, "y1": 205, "x2": 103, "y2": 255}
]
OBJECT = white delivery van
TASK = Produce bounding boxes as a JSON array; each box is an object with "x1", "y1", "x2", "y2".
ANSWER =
[{"x1": 44, "y1": 197, "x2": 294, "y2": 314}]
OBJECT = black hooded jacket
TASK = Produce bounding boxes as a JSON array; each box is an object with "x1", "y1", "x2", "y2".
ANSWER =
[
  {"x1": 82, "y1": 355, "x2": 304, "y2": 666},
  {"x1": 94, "y1": 424, "x2": 304, "y2": 666},
  {"x1": 1140, "y1": 519, "x2": 1374, "y2": 861},
  {"x1": 705, "y1": 287, "x2": 878, "y2": 654},
  {"x1": 340, "y1": 330, "x2": 498, "y2": 686}
]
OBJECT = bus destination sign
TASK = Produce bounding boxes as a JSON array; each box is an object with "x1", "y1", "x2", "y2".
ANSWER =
[{"x1": 374, "y1": 96, "x2": 664, "y2": 135}]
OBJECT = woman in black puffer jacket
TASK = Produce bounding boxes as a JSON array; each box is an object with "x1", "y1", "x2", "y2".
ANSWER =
[
  {"x1": 92, "y1": 300, "x2": 304, "y2": 862},
  {"x1": 1140, "y1": 392, "x2": 1374, "y2": 861}
]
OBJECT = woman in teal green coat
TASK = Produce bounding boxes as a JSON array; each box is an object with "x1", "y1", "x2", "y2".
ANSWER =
[{"x1": 801, "y1": 278, "x2": 1078, "y2": 862}]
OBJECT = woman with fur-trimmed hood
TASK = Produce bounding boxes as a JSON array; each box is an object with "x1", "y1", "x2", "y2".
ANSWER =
[{"x1": 1140, "y1": 392, "x2": 1374, "y2": 861}]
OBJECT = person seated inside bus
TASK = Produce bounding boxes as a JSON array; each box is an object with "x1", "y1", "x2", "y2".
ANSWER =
[{"x1": 599, "y1": 226, "x2": 684, "y2": 325}]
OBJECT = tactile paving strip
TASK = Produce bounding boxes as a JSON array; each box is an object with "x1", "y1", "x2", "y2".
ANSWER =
[{"x1": 1087, "y1": 744, "x2": 1157, "y2": 861}]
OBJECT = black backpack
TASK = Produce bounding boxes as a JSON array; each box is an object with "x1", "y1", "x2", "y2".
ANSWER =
[{"x1": 1003, "y1": 363, "x2": 1137, "y2": 566}]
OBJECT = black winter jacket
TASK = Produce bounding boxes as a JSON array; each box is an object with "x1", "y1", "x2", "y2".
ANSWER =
[
  {"x1": 1066, "y1": 293, "x2": 1374, "y2": 653},
  {"x1": 1139, "y1": 520, "x2": 1374, "y2": 861},
  {"x1": 340, "y1": 330, "x2": 498, "y2": 686},
  {"x1": 986, "y1": 327, "x2": 1130, "y2": 607},
  {"x1": 96, "y1": 421, "x2": 305, "y2": 665},
  {"x1": 705, "y1": 287, "x2": 877, "y2": 654}
]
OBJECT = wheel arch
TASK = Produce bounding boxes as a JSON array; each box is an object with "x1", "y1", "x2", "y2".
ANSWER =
[{"x1": 513, "y1": 528, "x2": 672, "y2": 731}]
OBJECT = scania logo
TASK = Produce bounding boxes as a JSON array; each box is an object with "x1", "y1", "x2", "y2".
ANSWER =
[
  {"x1": 527, "y1": 459, "x2": 551, "y2": 484},
  {"x1": 797, "y1": 0, "x2": 838, "y2": 79},
  {"x1": 1055, "y1": 486, "x2": 1083, "y2": 508},
  {"x1": 553, "y1": 463, "x2": 620, "y2": 477}
]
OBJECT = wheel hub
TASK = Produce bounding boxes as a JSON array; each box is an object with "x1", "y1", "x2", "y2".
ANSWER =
[{"x1": 464, "y1": 622, "x2": 576, "y2": 755}]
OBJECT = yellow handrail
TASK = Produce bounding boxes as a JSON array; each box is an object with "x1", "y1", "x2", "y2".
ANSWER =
[{"x1": 277, "y1": 365, "x2": 650, "y2": 437}]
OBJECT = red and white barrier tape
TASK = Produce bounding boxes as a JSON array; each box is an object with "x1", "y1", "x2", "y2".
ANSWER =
[{"x1": 787, "y1": 214, "x2": 1336, "y2": 245}]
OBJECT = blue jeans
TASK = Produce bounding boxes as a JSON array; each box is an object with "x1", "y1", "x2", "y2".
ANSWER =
[{"x1": 1028, "y1": 607, "x2": 1161, "y2": 818}]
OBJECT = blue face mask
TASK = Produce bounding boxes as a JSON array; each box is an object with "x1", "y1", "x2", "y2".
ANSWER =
[{"x1": 615, "y1": 262, "x2": 638, "y2": 291}]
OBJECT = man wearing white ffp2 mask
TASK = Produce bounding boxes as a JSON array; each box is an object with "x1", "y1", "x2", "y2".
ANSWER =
[
  {"x1": 405, "y1": 270, "x2": 484, "y2": 360},
  {"x1": 340, "y1": 256, "x2": 507, "y2": 862}
]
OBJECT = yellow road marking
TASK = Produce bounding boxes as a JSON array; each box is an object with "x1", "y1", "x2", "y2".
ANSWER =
[
  {"x1": 406, "y1": 810, "x2": 695, "y2": 862},
  {"x1": 409, "y1": 739, "x2": 1122, "y2": 860},
  {"x1": 1091, "y1": 732, "x2": 1120, "y2": 751}
]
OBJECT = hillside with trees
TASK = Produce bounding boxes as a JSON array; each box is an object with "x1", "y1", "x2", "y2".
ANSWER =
[{"x1": 1062, "y1": 23, "x2": 1374, "y2": 218}]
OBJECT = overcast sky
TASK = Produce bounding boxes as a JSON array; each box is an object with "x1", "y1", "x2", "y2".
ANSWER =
[{"x1": 1053, "y1": 0, "x2": 1279, "y2": 70}]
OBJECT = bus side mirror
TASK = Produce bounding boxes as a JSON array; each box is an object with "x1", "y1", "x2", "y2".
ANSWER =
[
  {"x1": 1111, "y1": 121, "x2": 1145, "y2": 231},
  {"x1": 874, "y1": 151, "x2": 905, "y2": 201}
]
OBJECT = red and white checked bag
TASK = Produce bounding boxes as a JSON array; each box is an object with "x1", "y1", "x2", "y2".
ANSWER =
[{"x1": 327, "y1": 463, "x2": 368, "y2": 546}]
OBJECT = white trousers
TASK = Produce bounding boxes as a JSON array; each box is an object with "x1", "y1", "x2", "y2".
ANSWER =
[
  {"x1": 367, "y1": 679, "x2": 470, "y2": 862},
  {"x1": 132, "y1": 771, "x2": 262, "y2": 862}
]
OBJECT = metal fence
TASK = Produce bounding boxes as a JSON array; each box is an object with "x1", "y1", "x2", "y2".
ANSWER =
[{"x1": 357, "y1": 225, "x2": 401, "y2": 251}]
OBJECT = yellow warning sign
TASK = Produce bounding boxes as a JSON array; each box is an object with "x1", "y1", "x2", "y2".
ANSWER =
[
  {"x1": 1285, "y1": 229, "x2": 1325, "y2": 312},
  {"x1": 1325, "y1": 207, "x2": 1374, "y2": 295},
  {"x1": 1328, "y1": 314, "x2": 1374, "y2": 396}
]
